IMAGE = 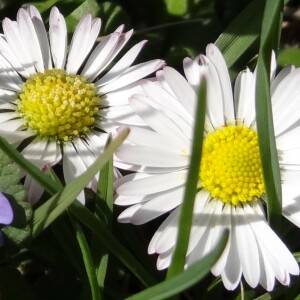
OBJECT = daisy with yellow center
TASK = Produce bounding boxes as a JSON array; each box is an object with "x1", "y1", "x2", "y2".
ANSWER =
[
  {"x1": 0, "y1": 5, "x2": 164, "y2": 204},
  {"x1": 114, "y1": 44, "x2": 300, "y2": 291}
]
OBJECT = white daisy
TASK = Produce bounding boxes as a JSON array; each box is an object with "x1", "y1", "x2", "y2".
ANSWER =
[
  {"x1": 114, "y1": 43, "x2": 300, "y2": 291},
  {"x1": 0, "y1": 5, "x2": 164, "y2": 204}
]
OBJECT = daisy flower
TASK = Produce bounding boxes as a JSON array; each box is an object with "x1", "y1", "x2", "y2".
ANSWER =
[
  {"x1": 114, "y1": 44, "x2": 300, "y2": 291},
  {"x1": 0, "y1": 5, "x2": 164, "y2": 204}
]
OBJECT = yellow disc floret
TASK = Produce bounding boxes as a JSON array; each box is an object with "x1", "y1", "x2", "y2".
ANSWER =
[
  {"x1": 200, "y1": 125, "x2": 264, "y2": 205},
  {"x1": 17, "y1": 69, "x2": 99, "y2": 142}
]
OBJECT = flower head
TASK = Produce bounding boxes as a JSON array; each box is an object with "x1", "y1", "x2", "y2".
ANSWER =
[
  {"x1": 114, "y1": 44, "x2": 300, "y2": 290},
  {"x1": 0, "y1": 6, "x2": 164, "y2": 204}
]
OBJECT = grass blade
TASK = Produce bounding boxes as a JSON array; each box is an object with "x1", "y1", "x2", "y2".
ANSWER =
[
  {"x1": 255, "y1": 0, "x2": 283, "y2": 226},
  {"x1": 32, "y1": 129, "x2": 129, "y2": 237},
  {"x1": 69, "y1": 201, "x2": 157, "y2": 288},
  {"x1": 126, "y1": 231, "x2": 228, "y2": 300},
  {"x1": 167, "y1": 77, "x2": 206, "y2": 278}
]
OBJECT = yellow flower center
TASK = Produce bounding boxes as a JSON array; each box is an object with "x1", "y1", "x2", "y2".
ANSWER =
[
  {"x1": 17, "y1": 69, "x2": 99, "y2": 142},
  {"x1": 200, "y1": 125, "x2": 265, "y2": 205}
]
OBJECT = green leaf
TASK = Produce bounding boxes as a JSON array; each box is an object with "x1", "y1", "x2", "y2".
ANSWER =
[
  {"x1": 215, "y1": 0, "x2": 264, "y2": 79},
  {"x1": 70, "y1": 215, "x2": 101, "y2": 300},
  {"x1": 164, "y1": 0, "x2": 188, "y2": 16},
  {"x1": 98, "y1": 135, "x2": 114, "y2": 215},
  {"x1": 98, "y1": 2, "x2": 130, "y2": 34},
  {"x1": 255, "y1": 0, "x2": 283, "y2": 226},
  {"x1": 69, "y1": 201, "x2": 157, "y2": 288},
  {"x1": 278, "y1": 48, "x2": 300, "y2": 68},
  {"x1": 29, "y1": 0, "x2": 60, "y2": 13},
  {"x1": 125, "y1": 231, "x2": 228, "y2": 300},
  {"x1": 32, "y1": 129, "x2": 129, "y2": 237},
  {"x1": 92, "y1": 135, "x2": 114, "y2": 290},
  {"x1": 65, "y1": 0, "x2": 101, "y2": 32},
  {"x1": 167, "y1": 77, "x2": 207, "y2": 278}
]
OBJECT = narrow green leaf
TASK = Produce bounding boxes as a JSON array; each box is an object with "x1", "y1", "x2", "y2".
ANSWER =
[
  {"x1": 93, "y1": 135, "x2": 114, "y2": 290},
  {"x1": 126, "y1": 231, "x2": 228, "y2": 300},
  {"x1": 32, "y1": 129, "x2": 129, "y2": 237},
  {"x1": 69, "y1": 201, "x2": 157, "y2": 288},
  {"x1": 215, "y1": 0, "x2": 291, "y2": 80},
  {"x1": 65, "y1": 0, "x2": 101, "y2": 32},
  {"x1": 70, "y1": 215, "x2": 101, "y2": 300},
  {"x1": 29, "y1": 0, "x2": 60, "y2": 13},
  {"x1": 167, "y1": 77, "x2": 206, "y2": 278},
  {"x1": 215, "y1": 0, "x2": 264, "y2": 79},
  {"x1": 98, "y1": 135, "x2": 114, "y2": 215},
  {"x1": 255, "y1": 0, "x2": 283, "y2": 226}
]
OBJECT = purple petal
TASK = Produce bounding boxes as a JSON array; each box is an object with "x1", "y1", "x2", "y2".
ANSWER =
[{"x1": 0, "y1": 193, "x2": 13, "y2": 225}]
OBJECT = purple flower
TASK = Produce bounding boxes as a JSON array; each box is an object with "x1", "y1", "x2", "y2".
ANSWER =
[{"x1": 0, "y1": 192, "x2": 13, "y2": 246}]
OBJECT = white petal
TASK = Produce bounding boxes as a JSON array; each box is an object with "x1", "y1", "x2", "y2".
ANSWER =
[
  {"x1": 282, "y1": 183, "x2": 300, "y2": 228},
  {"x1": 211, "y1": 204, "x2": 232, "y2": 275},
  {"x1": 206, "y1": 44, "x2": 235, "y2": 122},
  {"x1": 120, "y1": 125, "x2": 188, "y2": 154},
  {"x1": 0, "y1": 111, "x2": 19, "y2": 123},
  {"x1": 0, "y1": 55, "x2": 23, "y2": 90},
  {"x1": 49, "y1": 7, "x2": 67, "y2": 69},
  {"x1": 183, "y1": 55, "x2": 203, "y2": 87},
  {"x1": 141, "y1": 79, "x2": 193, "y2": 126},
  {"x1": 162, "y1": 66, "x2": 196, "y2": 117},
  {"x1": 186, "y1": 200, "x2": 224, "y2": 266},
  {"x1": 101, "y1": 81, "x2": 144, "y2": 107},
  {"x1": 271, "y1": 65, "x2": 295, "y2": 94},
  {"x1": 130, "y1": 187, "x2": 184, "y2": 224},
  {"x1": 221, "y1": 219, "x2": 242, "y2": 290},
  {"x1": 100, "y1": 105, "x2": 145, "y2": 127},
  {"x1": 17, "y1": 8, "x2": 45, "y2": 72},
  {"x1": 234, "y1": 68, "x2": 256, "y2": 126},
  {"x1": 27, "y1": 5, "x2": 51, "y2": 69},
  {"x1": 117, "y1": 203, "x2": 142, "y2": 223},
  {"x1": 246, "y1": 204, "x2": 299, "y2": 276},
  {"x1": 129, "y1": 95, "x2": 189, "y2": 141},
  {"x1": 276, "y1": 126, "x2": 300, "y2": 150},
  {"x1": 116, "y1": 144, "x2": 188, "y2": 168},
  {"x1": 271, "y1": 68, "x2": 300, "y2": 113},
  {"x1": 66, "y1": 14, "x2": 101, "y2": 74},
  {"x1": 148, "y1": 207, "x2": 180, "y2": 254},
  {"x1": 62, "y1": 143, "x2": 90, "y2": 204},
  {"x1": 273, "y1": 92, "x2": 300, "y2": 135},
  {"x1": 24, "y1": 175, "x2": 45, "y2": 205},
  {"x1": 233, "y1": 205, "x2": 260, "y2": 288},
  {"x1": 117, "y1": 171, "x2": 186, "y2": 196},
  {"x1": 2, "y1": 17, "x2": 35, "y2": 74},
  {"x1": 96, "y1": 40, "x2": 147, "y2": 87},
  {"x1": 1, "y1": 118, "x2": 24, "y2": 130},
  {"x1": 0, "y1": 36, "x2": 28, "y2": 77},
  {"x1": 22, "y1": 138, "x2": 61, "y2": 167},
  {"x1": 156, "y1": 248, "x2": 173, "y2": 270},
  {"x1": 257, "y1": 244, "x2": 275, "y2": 291},
  {"x1": 98, "y1": 60, "x2": 165, "y2": 94},
  {"x1": 0, "y1": 130, "x2": 33, "y2": 144}
]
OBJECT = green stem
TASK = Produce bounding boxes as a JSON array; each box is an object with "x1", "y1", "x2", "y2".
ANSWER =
[{"x1": 70, "y1": 214, "x2": 101, "y2": 300}]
